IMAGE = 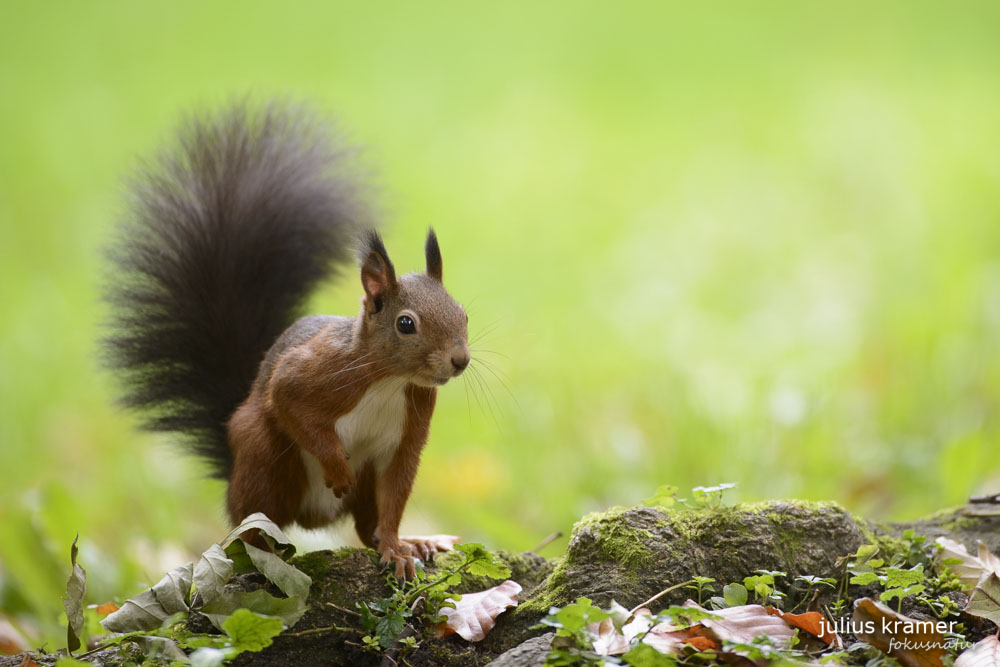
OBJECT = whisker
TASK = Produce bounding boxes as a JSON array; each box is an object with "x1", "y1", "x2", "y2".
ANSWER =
[
  {"x1": 470, "y1": 347, "x2": 511, "y2": 360},
  {"x1": 469, "y1": 319, "x2": 503, "y2": 346},
  {"x1": 468, "y1": 364, "x2": 501, "y2": 431},
  {"x1": 471, "y1": 358, "x2": 520, "y2": 410}
]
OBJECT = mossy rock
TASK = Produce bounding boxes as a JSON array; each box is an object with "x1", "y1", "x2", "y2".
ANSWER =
[{"x1": 487, "y1": 499, "x2": 867, "y2": 654}]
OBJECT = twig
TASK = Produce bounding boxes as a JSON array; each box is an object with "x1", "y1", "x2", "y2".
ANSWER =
[
  {"x1": 531, "y1": 531, "x2": 563, "y2": 554},
  {"x1": 285, "y1": 623, "x2": 364, "y2": 638},
  {"x1": 326, "y1": 602, "x2": 362, "y2": 617},
  {"x1": 629, "y1": 579, "x2": 696, "y2": 615}
]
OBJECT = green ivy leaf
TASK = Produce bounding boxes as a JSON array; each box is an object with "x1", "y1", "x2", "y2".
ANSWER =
[
  {"x1": 221, "y1": 608, "x2": 284, "y2": 653},
  {"x1": 455, "y1": 543, "x2": 511, "y2": 579},
  {"x1": 641, "y1": 485, "x2": 679, "y2": 509},
  {"x1": 375, "y1": 610, "x2": 407, "y2": 648},
  {"x1": 882, "y1": 564, "x2": 924, "y2": 590},
  {"x1": 723, "y1": 583, "x2": 748, "y2": 607},
  {"x1": 546, "y1": 597, "x2": 611, "y2": 635},
  {"x1": 849, "y1": 572, "x2": 879, "y2": 586}
]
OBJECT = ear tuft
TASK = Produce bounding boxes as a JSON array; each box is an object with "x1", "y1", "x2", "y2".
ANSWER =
[
  {"x1": 359, "y1": 230, "x2": 396, "y2": 313},
  {"x1": 425, "y1": 228, "x2": 443, "y2": 281}
]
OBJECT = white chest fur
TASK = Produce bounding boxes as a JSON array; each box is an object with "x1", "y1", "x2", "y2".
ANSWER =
[
  {"x1": 334, "y1": 375, "x2": 408, "y2": 470},
  {"x1": 298, "y1": 376, "x2": 408, "y2": 522}
]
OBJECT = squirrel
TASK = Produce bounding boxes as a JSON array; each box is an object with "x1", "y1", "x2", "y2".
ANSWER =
[{"x1": 104, "y1": 100, "x2": 471, "y2": 578}]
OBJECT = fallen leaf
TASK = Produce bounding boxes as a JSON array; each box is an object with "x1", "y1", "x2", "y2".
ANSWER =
[
  {"x1": 193, "y1": 544, "x2": 234, "y2": 607},
  {"x1": 591, "y1": 616, "x2": 633, "y2": 655},
  {"x1": 17, "y1": 654, "x2": 39, "y2": 667},
  {"x1": 766, "y1": 608, "x2": 840, "y2": 646},
  {"x1": 685, "y1": 602, "x2": 795, "y2": 648},
  {"x1": 956, "y1": 635, "x2": 1000, "y2": 667},
  {"x1": 102, "y1": 588, "x2": 170, "y2": 632},
  {"x1": 852, "y1": 597, "x2": 946, "y2": 667},
  {"x1": 435, "y1": 580, "x2": 522, "y2": 641},
  {"x1": 152, "y1": 561, "x2": 194, "y2": 615},
  {"x1": 0, "y1": 619, "x2": 28, "y2": 655},
  {"x1": 102, "y1": 561, "x2": 195, "y2": 632},
  {"x1": 94, "y1": 603, "x2": 120, "y2": 616},
  {"x1": 937, "y1": 538, "x2": 1000, "y2": 590},
  {"x1": 240, "y1": 541, "x2": 311, "y2": 599},
  {"x1": 222, "y1": 513, "x2": 296, "y2": 559},
  {"x1": 200, "y1": 589, "x2": 308, "y2": 631},
  {"x1": 62, "y1": 535, "x2": 86, "y2": 653},
  {"x1": 967, "y1": 573, "x2": 1000, "y2": 625}
]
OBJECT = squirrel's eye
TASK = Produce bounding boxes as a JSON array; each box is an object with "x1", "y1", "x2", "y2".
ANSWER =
[{"x1": 396, "y1": 315, "x2": 416, "y2": 334}]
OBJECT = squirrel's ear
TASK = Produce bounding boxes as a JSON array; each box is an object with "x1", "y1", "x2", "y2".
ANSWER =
[
  {"x1": 359, "y1": 230, "x2": 397, "y2": 314},
  {"x1": 425, "y1": 228, "x2": 443, "y2": 282}
]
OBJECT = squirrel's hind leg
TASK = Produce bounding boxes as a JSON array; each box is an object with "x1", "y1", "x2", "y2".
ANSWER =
[{"x1": 226, "y1": 399, "x2": 306, "y2": 530}]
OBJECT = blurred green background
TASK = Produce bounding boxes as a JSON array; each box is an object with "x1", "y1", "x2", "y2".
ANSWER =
[{"x1": 3, "y1": 0, "x2": 1000, "y2": 647}]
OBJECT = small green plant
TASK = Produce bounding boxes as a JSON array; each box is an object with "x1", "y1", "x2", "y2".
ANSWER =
[
  {"x1": 743, "y1": 570, "x2": 786, "y2": 605},
  {"x1": 358, "y1": 542, "x2": 511, "y2": 651},
  {"x1": 828, "y1": 597, "x2": 848, "y2": 618},
  {"x1": 686, "y1": 576, "x2": 716, "y2": 606},
  {"x1": 789, "y1": 574, "x2": 837, "y2": 612},
  {"x1": 688, "y1": 483, "x2": 737, "y2": 509},
  {"x1": 642, "y1": 483, "x2": 737, "y2": 511},
  {"x1": 538, "y1": 597, "x2": 614, "y2": 666}
]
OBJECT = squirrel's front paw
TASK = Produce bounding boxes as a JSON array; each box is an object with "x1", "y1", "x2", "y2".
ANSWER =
[
  {"x1": 379, "y1": 541, "x2": 416, "y2": 580},
  {"x1": 323, "y1": 460, "x2": 355, "y2": 498}
]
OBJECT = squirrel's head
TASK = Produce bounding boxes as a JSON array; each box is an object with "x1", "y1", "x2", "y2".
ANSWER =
[{"x1": 358, "y1": 229, "x2": 470, "y2": 387}]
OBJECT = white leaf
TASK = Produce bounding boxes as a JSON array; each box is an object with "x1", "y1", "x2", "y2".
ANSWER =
[
  {"x1": 956, "y1": 635, "x2": 1000, "y2": 667},
  {"x1": 436, "y1": 580, "x2": 522, "y2": 642},
  {"x1": 936, "y1": 537, "x2": 1000, "y2": 590}
]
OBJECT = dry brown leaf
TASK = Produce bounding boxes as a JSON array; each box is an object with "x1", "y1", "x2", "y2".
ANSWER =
[
  {"x1": 852, "y1": 597, "x2": 946, "y2": 667},
  {"x1": 685, "y1": 602, "x2": 796, "y2": 648},
  {"x1": 18, "y1": 654, "x2": 40, "y2": 667},
  {"x1": 435, "y1": 579, "x2": 521, "y2": 642},
  {"x1": 956, "y1": 635, "x2": 1000, "y2": 667},
  {"x1": 937, "y1": 537, "x2": 1000, "y2": 590},
  {"x1": 766, "y1": 608, "x2": 840, "y2": 646},
  {"x1": 685, "y1": 633, "x2": 719, "y2": 652},
  {"x1": 0, "y1": 620, "x2": 28, "y2": 655}
]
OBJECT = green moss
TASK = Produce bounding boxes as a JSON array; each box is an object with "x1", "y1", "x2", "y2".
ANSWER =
[
  {"x1": 516, "y1": 557, "x2": 572, "y2": 615},
  {"x1": 575, "y1": 513, "x2": 655, "y2": 569},
  {"x1": 937, "y1": 515, "x2": 979, "y2": 533},
  {"x1": 916, "y1": 507, "x2": 980, "y2": 533}
]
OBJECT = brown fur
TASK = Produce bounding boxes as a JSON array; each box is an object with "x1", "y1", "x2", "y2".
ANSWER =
[{"x1": 225, "y1": 230, "x2": 467, "y2": 577}]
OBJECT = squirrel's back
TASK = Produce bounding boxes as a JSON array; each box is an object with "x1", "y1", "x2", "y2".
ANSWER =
[{"x1": 104, "y1": 100, "x2": 372, "y2": 478}]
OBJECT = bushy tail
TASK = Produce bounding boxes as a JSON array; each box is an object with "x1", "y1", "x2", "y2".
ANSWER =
[{"x1": 104, "y1": 100, "x2": 372, "y2": 478}]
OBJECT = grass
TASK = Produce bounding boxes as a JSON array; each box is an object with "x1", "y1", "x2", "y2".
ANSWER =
[{"x1": 2, "y1": 0, "x2": 1000, "y2": 648}]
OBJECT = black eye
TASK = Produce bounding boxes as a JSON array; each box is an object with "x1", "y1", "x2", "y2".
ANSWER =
[{"x1": 396, "y1": 315, "x2": 416, "y2": 334}]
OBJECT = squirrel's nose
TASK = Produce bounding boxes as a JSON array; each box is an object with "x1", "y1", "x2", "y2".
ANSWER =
[{"x1": 451, "y1": 350, "x2": 470, "y2": 373}]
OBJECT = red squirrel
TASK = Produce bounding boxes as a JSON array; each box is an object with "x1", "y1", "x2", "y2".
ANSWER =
[{"x1": 105, "y1": 101, "x2": 470, "y2": 578}]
